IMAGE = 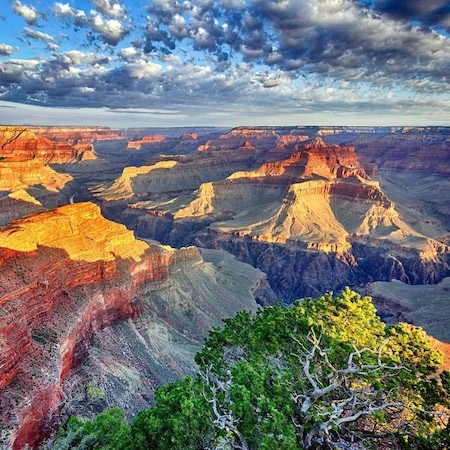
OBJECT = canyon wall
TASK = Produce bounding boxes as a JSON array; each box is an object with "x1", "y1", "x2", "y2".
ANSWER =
[{"x1": 0, "y1": 203, "x2": 273, "y2": 449}]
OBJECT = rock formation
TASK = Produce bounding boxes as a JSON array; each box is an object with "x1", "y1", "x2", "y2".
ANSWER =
[
  {"x1": 0, "y1": 160, "x2": 72, "y2": 192},
  {"x1": 0, "y1": 127, "x2": 98, "y2": 163},
  {"x1": 29, "y1": 126, "x2": 122, "y2": 143},
  {"x1": 126, "y1": 135, "x2": 167, "y2": 150},
  {"x1": 0, "y1": 124, "x2": 449, "y2": 448},
  {"x1": 94, "y1": 129, "x2": 450, "y2": 301},
  {"x1": 0, "y1": 202, "x2": 273, "y2": 449}
]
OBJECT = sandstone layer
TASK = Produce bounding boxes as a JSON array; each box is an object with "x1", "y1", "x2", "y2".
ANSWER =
[
  {"x1": 0, "y1": 203, "x2": 274, "y2": 449},
  {"x1": 0, "y1": 127, "x2": 98, "y2": 164}
]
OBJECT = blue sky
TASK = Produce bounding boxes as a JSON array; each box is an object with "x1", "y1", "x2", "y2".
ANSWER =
[{"x1": 0, "y1": 0, "x2": 449, "y2": 127}]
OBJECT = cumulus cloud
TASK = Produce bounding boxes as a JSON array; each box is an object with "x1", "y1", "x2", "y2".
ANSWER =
[
  {"x1": 91, "y1": 0, "x2": 127, "y2": 19},
  {"x1": 53, "y1": 3, "x2": 89, "y2": 26},
  {"x1": 126, "y1": 60, "x2": 162, "y2": 78},
  {"x1": 12, "y1": 0, "x2": 41, "y2": 25},
  {"x1": 23, "y1": 27, "x2": 56, "y2": 44},
  {"x1": 0, "y1": 44, "x2": 15, "y2": 56},
  {"x1": 52, "y1": 2, "x2": 129, "y2": 45},
  {"x1": 374, "y1": 0, "x2": 450, "y2": 30},
  {"x1": 2, "y1": 0, "x2": 450, "y2": 124},
  {"x1": 90, "y1": 13, "x2": 128, "y2": 45}
]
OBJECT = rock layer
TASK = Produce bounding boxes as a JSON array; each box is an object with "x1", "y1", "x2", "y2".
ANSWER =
[{"x1": 0, "y1": 203, "x2": 273, "y2": 449}]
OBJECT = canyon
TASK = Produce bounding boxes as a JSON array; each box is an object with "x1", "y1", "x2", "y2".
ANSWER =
[{"x1": 0, "y1": 124, "x2": 449, "y2": 448}]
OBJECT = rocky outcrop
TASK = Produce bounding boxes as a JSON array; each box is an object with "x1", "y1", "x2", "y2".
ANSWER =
[
  {"x1": 0, "y1": 127, "x2": 93, "y2": 164},
  {"x1": 0, "y1": 190, "x2": 45, "y2": 226},
  {"x1": 0, "y1": 160, "x2": 72, "y2": 192},
  {"x1": 0, "y1": 203, "x2": 273, "y2": 449},
  {"x1": 127, "y1": 135, "x2": 167, "y2": 150}
]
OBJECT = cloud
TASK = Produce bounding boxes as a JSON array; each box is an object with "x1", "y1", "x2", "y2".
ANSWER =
[
  {"x1": 0, "y1": 44, "x2": 15, "y2": 56},
  {"x1": 1, "y1": 0, "x2": 450, "y2": 125},
  {"x1": 91, "y1": 0, "x2": 127, "y2": 19},
  {"x1": 374, "y1": 0, "x2": 450, "y2": 30},
  {"x1": 53, "y1": 3, "x2": 129, "y2": 45},
  {"x1": 126, "y1": 60, "x2": 162, "y2": 78},
  {"x1": 0, "y1": 59, "x2": 39, "y2": 85},
  {"x1": 12, "y1": 0, "x2": 42, "y2": 25},
  {"x1": 23, "y1": 27, "x2": 56, "y2": 44},
  {"x1": 90, "y1": 13, "x2": 128, "y2": 45},
  {"x1": 53, "y1": 3, "x2": 89, "y2": 26}
]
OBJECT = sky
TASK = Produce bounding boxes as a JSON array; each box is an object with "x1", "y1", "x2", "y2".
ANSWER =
[{"x1": 0, "y1": 0, "x2": 449, "y2": 127}]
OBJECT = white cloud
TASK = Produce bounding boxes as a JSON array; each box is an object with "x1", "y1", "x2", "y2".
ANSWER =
[
  {"x1": 90, "y1": 13, "x2": 128, "y2": 45},
  {"x1": 53, "y1": 3, "x2": 129, "y2": 46},
  {"x1": 12, "y1": 0, "x2": 40, "y2": 25},
  {"x1": 120, "y1": 47, "x2": 138, "y2": 59},
  {"x1": 91, "y1": 0, "x2": 127, "y2": 19},
  {"x1": 0, "y1": 44, "x2": 15, "y2": 56},
  {"x1": 23, "y1": 27, "x2": 56, "y2": 43},
  {"x1": 127, "y1": 60, "x2": 162, "y2": 78}
]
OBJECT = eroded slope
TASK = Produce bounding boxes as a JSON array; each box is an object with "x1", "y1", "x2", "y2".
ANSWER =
[{"x1": 0, "y1": 203, "x2": 273, "y2": 449}]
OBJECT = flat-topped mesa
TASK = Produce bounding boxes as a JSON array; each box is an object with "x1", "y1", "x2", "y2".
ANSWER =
[
  {"x1": 0, "y1": 202, "x2": 148, "y2": 262},
  {"x1": 197, "y1": 127, "x2": 280, "y2": 152},
  {"x1": 276, "y1": 134, "x2": 309, "y2": 147},
  {"x1": 0, "y1": 202, "x2": 202, "y2": 449},
  {"x1": 0, "y1": 126, "x2": 95, "y2": 163},
  {"x1": 95, "y1": 160, "x2": 179, "y2": 201},
  {"x1": 228, "y1": 140, "x2": 365, "y2": 182},
  {"x1": 220, "y1": 127, "x2": 279, "y2": 139},
  {"x1": 126, "y1": 135, "x2": 167, "y2": 150},
  {"x1": 28, "y1": 126, "x2": 121, "y2": 143}
]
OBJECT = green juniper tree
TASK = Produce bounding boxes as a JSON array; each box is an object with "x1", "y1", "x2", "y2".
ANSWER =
[{"x1": 51, "y1": 288, "x2": 450, "y2": 450}]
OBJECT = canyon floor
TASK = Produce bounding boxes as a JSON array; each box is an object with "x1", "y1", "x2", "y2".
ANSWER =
[{"x1": 0, "y1": 124, "x2": 449, "y2": 449}]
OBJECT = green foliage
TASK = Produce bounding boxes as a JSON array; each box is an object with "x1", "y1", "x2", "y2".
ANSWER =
[
  {"x1": 53, "y1": 288, "x2": 450, "y2": 450},
  {"x1": 52, "y1": 408, "x2": 131, "y2": 450},
  {"x1": 85, "y1": 383, "x2": 106, "y2": 401},
  {"x1": 131, "y1": 376, "x2": 215, "y2": 450}
]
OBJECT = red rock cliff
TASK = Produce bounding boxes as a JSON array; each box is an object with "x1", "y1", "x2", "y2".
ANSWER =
[
  {"x1": 0, "y1": 126, "x2": 95, "y2": 163},
  {"x1": 0, "y1": 203, "x2": 200, "y2": 449}
]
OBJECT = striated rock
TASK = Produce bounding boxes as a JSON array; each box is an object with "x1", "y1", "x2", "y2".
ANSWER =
[
  {"x1": 72, "y1": 143, "x2": 97, "y2": 160},
  {"x1": 0, "y1": 203, "x2": 273, "y2": 449},
  {"x1": 0, "y1": 127, "x2": 91, "y2": 164},
  {"x1": 0, "y1": 160, "x2": 72, "y2": 192},
  {"x1": 94, "y1": 132, "x2": 450, "y2": 301}
]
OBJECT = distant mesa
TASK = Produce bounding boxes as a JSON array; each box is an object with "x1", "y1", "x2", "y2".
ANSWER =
[
  {"x1": 0, "y1": 126, "x2": 99, "y2": 163},
  {"x1": 182, "y1": 132, "x2": 198, "y2": 140},
  {"x1": 29, "y1": 126, "x2": 122, "y2": 143},
  {"x1": 127, "y1": 135, "x2": 166, "y2": 150}
]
